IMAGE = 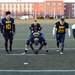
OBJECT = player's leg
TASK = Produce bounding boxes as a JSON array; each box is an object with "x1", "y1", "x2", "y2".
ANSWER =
[
  {"x1": 25, "y1": 40, "x2": 30, "y2": 52},
  {"x1": 9, "y1": 33, "x2": 13, "y2": 51},
  {"x1": 4, "y1": 34, "x2": 9, "y2": 53},
  {"x1": 56, "y1": 33, "x2": 60, "y2": 51},
  {"x1": 72, "y1": 29, "x2": 75, "y2": 38},
  {"x1": 43, "y1": 40, "x2": 48, "y2": 53},
  {"x1": 25, "y1": 34, "x2": 33, "y2": 51},
  {"x1": 60, "y1": 33, "x2": 65, "y2": 54}
]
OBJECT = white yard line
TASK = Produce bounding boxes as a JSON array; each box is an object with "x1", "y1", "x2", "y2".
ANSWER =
[
  {"x1": 0, "y1": 48, "x2": 75, "y2": 50},
  {"x1": 6, "y1": 54, "x2": 46, "y2": 56},
  {"x1": 0, "y1": 70, "x2": 75, "y2": 72}
]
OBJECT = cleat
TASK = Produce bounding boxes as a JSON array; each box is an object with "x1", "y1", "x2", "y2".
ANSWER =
[
  {"x1": 56, "y1": 49, "x2": 59, "y2": 52},
  {"x1": 25, "y1": 48, "x2": 28, "y2": 53},
  {"x1": 60, "y1": 52, "x2": 63, "y2": 55},
  {"x1": 25, "y1": 48, "x2": 28, "y2": 50},
  {"x1": 21, "y1": 52, "x2": 25, "y2": 55},
  {"x1": 25, "y1": 50, "x2": 28, "y2": 53},
  {"x1": 45, "y1": 49, "x2": 48, "y2": 53},
  {"x1": 56, "y1": 48, "x2": 59, "y2": 52},
  {"x1": 6, "y1": 51, "x2": 10, "y2": 54}
]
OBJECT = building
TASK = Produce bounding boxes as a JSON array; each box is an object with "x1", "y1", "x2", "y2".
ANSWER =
[
  {"x1": 64, "y1": 2, "x2": 75, "y2": 18},
  {"x1": 44, "y1": 0, "x2": 64, "y2": 18},
  {"x1": 0, "y1": 0, "x2": 64, "y2": 18}
]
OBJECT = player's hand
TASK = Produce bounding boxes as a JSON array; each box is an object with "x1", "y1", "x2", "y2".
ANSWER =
[
  {"x1": 38, "y1": 31, "x2": 40, "y2": 33},
  {"x1": 1, "y1": 33, "x2": 4, "y2": 36},
  {"x1": 31, "y1": 31, "x2": 34, "y2": 33},
  {"x1": 12, "y1": 31, "x2": 15, "y2": 36},
  {"x1": 13, "y1": 32, "x2": 15, "y2": 36}
]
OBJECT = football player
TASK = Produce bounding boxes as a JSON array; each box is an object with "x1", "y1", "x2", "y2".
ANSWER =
[
  {"x1": 29, "y1": 20, "x2": 42, "y2": 33},
  {"x1": 25, "y1": 20, "x2": 44, "y2": 50},
  {"x1": 53, "y1": 18, "x2": 71, "y2": 54},
  {"x1": 0, "y1": 18, "x2": 1, "y2": 31},
  {"x1": 1, "y1": 11, "x2": 15, "y2": 53},
  {"x1": 24, "y1": 31, "x2": 48, "y2": 54},
  {"x1": 71, "y1": 24, "x2": 75, "y2": 38}
]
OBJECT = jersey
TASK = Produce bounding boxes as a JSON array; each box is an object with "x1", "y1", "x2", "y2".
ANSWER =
[
  {"x1": 30, "y1": 32, "x2": 44, "y2": 44},
  {"x1": 30, "y1": 23, "x2": 42, "y2": 32},
  {"x1": 1, "y1": 18, "x2": 15, "y2": 34},
  {"x1": 55, "y1": 21, "x2": 69, "y2": 34}
]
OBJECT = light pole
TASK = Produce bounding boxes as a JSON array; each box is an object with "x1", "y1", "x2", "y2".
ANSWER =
[
  {"x1": 54, "y1": 7, "x2": 55, "y2": 19},
  {"x1": 69, "y1": 9, "x2": 70, "y2": 19}
]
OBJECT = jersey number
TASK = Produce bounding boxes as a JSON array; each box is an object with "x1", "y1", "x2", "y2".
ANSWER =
[
  {"x1": 58, "y1": 28, "x2": 65, "y2": 33},
  {"x1": 6, "y1": 24, "x2": 11, "y2": 29}
]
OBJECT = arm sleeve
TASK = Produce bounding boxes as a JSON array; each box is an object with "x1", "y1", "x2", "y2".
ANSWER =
[
  {"x1": 52, "y1": 26, "x2": 56, "y2": 36},
  {"x1": 68, "y1": 28, "x2": 71, "y2": 37}
]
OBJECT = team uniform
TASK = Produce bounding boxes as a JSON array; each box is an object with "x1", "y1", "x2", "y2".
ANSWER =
[
  {"x1": 72, "y1": 24, "x2": 75, "y2": 38},
  {"x1": 29, "y1": 23, "x2": 44, "y2": 38},
  {"x1": 1, "y1": 18, "x2": 15, "y2": 53},
  {"x1": 0, "y1": 19, "x2": 1, "y2": 31},
  {"x1": 28, "y1": 32, "x2": 47, "y2": 50},
  {"x1": 30, "y1": 23, "x2": 42, "y2": 32},
  {"x1": 25, "y1": 21, "x2": 48, "y2": 54},
  {"x1": 54, "y1": 21, "x2": 70, "y2": 53}
]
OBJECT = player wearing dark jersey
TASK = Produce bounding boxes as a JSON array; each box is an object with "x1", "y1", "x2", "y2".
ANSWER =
[
  {"x1": 25, "y1": 20, "x2": 45, "y2": 52},
  {"x1": 1, "y1": 11, "x2": 15, "y2": 54},
  {"x1": 23, "y1": 31, "x2": 48, "y2": 54},
  {"x1": 29, "y1": 20, "x2": 42, "y2": 33},
  {"x1": 0, "y1": 18, "x2": 1, "y2": 31},
  {"x1": 53, "y1": 18, "x2": 71, "y2": 54}
]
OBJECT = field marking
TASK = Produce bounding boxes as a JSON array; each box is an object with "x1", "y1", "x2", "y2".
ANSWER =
[
  {"x1": 6, "y1": 54, "x2": 46, "y2": 56},
  {"x1": 0, "y1": 39, "x2": 55, "y2": 41},
  {"x1": 0, "y1": 48, "x2": 75, "y2": 50},
  {"x1": 0, "y1": 70, "x2": 75, "y2": 73},
  {"x1": 0, "y1": 38, "x2": 74, "y2": 41}
]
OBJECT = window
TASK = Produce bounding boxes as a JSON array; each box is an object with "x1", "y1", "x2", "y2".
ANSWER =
[
  {"x1": 40, "y1": 4, "x2": 42, "y2": 6},
  {"x1": 64, "y1": 4, "x2": 66, "y2": 6},
  {"x1": 46, "y1": 3, "x2": 50, "y2": 6},
  {"x1": 64, "y1": 8, "x2": 66, "y2": 10},
  {"x1": 52, "y1": 3, "x2": 55, "y2": 6},
  {"x1": 58, "y1": 3, "x2": 61, "y2": 6}
]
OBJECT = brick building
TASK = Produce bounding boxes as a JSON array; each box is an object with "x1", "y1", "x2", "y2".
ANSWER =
[
  {"x1": 64, "y1": 2, "x2": 75, "y2": 18},
  {"x1": 0, "y1": 0, "x2": 64, "y2": 18}
]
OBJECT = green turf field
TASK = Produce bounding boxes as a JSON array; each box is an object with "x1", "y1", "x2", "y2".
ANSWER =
[{"x1": 0, "y1": 19, "x2": 75, "y2": 75}]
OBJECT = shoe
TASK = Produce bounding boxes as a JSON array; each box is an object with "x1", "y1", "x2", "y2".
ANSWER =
[
  {"x1": 45, "y1": 49, "x2": 48, "y2": 53},
  {"x1": 25, "y1": 48, "x2": 28, "y2": 53},
  {"x1": 10, "y1": 49, "x2": 12, "y2": 52},
  {"x1": 60, "y1": 52, "x2": 63, "y2": 55},
  {"x1": 6, "y1": 51, "x2": 10, "y2": 54},
  {"x1": 6, "y1": 50, "x2": 10, "y2": 54},
  {"x1": 21, "y1": 52, "x2": 25, "y2": 55},
  {"x1": 56, "y1": 48, "x2": 59, "y2": 52}
]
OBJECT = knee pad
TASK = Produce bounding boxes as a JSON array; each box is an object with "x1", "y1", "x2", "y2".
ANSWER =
[
  {"x1": 43, "y1": 41, "x2": 47, "y2": 46},
  {"x1": 26, "y1": 40, "x2": 30, "y2": 45}
]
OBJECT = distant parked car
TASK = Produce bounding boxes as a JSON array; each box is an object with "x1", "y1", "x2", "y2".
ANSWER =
[{"x1": 20, "y1": 16, "x2": 29, "y2": 19}]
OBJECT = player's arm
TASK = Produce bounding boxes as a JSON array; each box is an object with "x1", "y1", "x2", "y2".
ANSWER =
[
  {"x1": 66, "y1": 23, "x2": 71, "y2": 37},
  {"x1": 68, "y1": 27, "x2": 71, "y2": 37},
  {"x1": 38, "y1": 24, "x2": 42, "y2": 31},
  {"x1": 12, "y1": 19, "x2": 16, "y2": 33},
  {"x1": 29, "y1": 24, "x2": 34, "y2": 33},
  {"x1": 52, "y1": 25, "x2": 56, "y2": 38},
  {"x1": 1, "y1": 19, "x2": 4, "y2": 34}
]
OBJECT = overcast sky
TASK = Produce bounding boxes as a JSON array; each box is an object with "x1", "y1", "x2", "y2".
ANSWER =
[{"x1": 0, "y1": 0, "x2": 75, "y2": 2}]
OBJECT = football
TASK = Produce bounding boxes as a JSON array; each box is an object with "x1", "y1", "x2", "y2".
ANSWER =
[{"x1": 34, "y1": 49, "x2": 39, "y2": 54}]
